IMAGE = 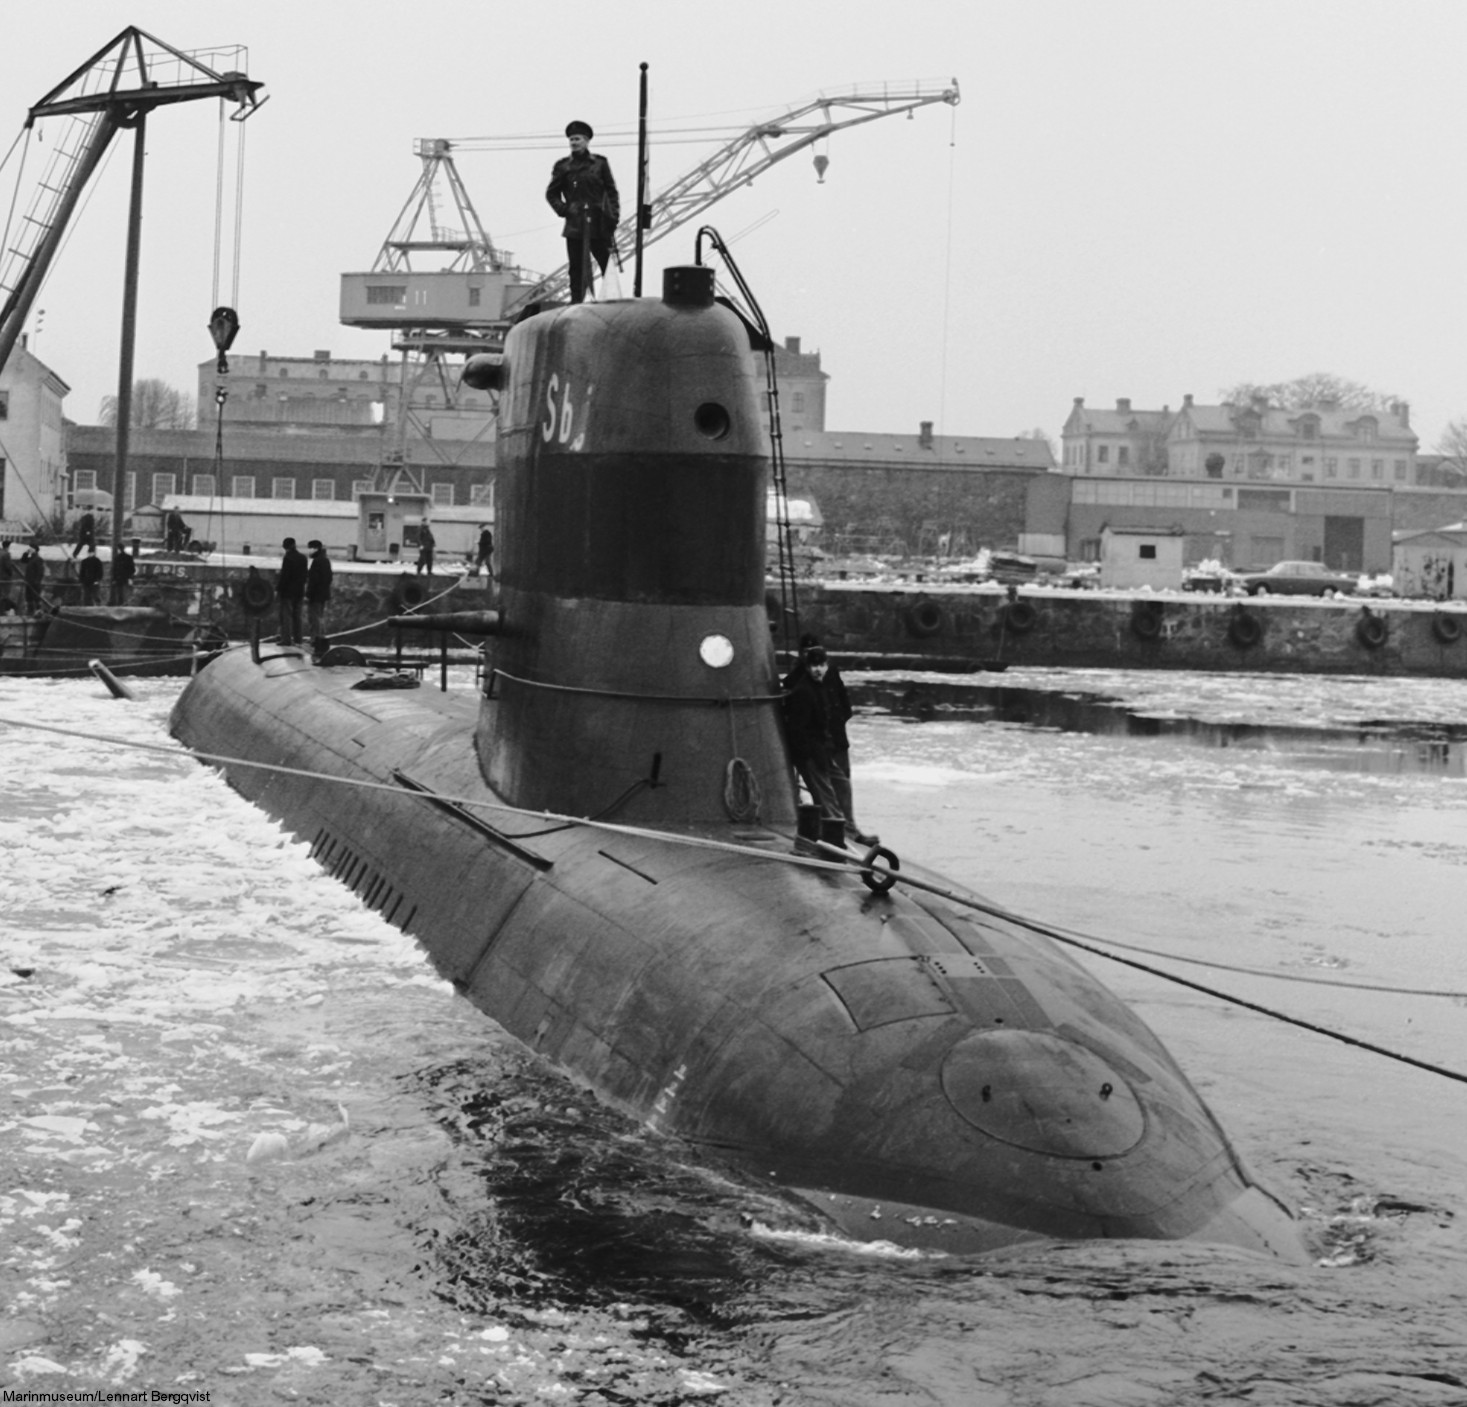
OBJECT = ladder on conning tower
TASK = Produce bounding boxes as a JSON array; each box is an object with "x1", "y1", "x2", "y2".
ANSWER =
[{"x1": 694, "y1": 226, "x2": 801, "y2": 656}]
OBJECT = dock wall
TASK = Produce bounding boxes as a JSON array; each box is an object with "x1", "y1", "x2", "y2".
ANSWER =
[{"x1": 787, "y1": 583, "x2": 1467, "y2": 678}]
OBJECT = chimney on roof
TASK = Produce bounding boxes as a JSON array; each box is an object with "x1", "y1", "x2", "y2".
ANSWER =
[
  {"x1": 784, "y1": 336, "x2": 801, "y2": 355},
  {"x1": 919, "y1": 420, "x2": 934, "y2": 449},
  {"x1": 1073, "y1": 396, "x2": 1085, "y2": 408},
  {"x1": 1116, "y1": 397, "x2": 1131, "y2": 412},
  {"x1": 1392, "y1": 399, "x2": 1411, "y2": 427},
  {"x1": 1183, "y1": 393, "x2": 1194, "y2": 409},
  {"x1": 314, "y1": 349, "x2": 331, "y2": 361}
]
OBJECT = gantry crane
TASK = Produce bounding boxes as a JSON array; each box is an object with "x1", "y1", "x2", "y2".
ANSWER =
[
  {"x1": 338, "y1": 79, "x2": 959, "y2": 499},
  {"x1": 0, "y1": 28, "x2": 263, "y2": 581},
  {"x1": 341, "y1": 78, "x2": 960, "y2": 351}
]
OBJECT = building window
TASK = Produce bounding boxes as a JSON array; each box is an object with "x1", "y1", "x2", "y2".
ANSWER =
[
  {"x1": 1078, "y1": 537, "x2": 1101, "y2": 561},
  {"x1": 1299, "y1": 417, "x2": 1318, "y2": 440},
  {"x1": 312, "y1": 479, "x2": 335, "y2": 501},
  {"x1": 152, "y1": 473, "x2": 176, "y2": 503},
  {"x1": 792, "y1": 392, "x2": 805, "y2": 413},
  {"x1": 191, "y1": 474, "x2": 216, "y2": 496},
  {"x1": 0, "y1": 390, "x2": 8, "y2": 419},
  {"x1": 1118, "y1": 446, "x2": 1130, "y2": 467},
  {"x1": 278, "y1": 367, "x2": 290, "y2": 378},
  {"x1": 74, "y1": 470, "x2": 97, "y2": 494},
  {"x1": 1347, "y1": 458, "x2": 1361, "y2": 479},
  {"x1": 430, "y1": 482, "x2": 455, "y2": 506},
  {"x1": 1324, "y1": 457, "x2": 1338, "y2": 479},
  {"x1": 1371, "y1": 458, "x2": 1384, "y2": 480},
  {"x1": 231, "y1": 476, "x2": 255, "y2": 498},
  {"x1": 1097, "y1": 445, "x2": 1110, "y2": 463},
  {"x1": 272, "y1": 478, "x2": 296, "y2": 499},
  {"x1": 1355, "y1": 419, "x2": 1377, "y2": 442},
  {"x1": 366, "y1": 284, "x2": 407, "y2": 305},
  {"x1": 358, "y1": 370, "x2": 369, "y2": 381},
  {"x1": 470, "y1": 483, "x2": 494, "y2": 505},
  {"x1": 1138, "y1": 543, "x2": 1156, "y2": 559},
  {"x1": 351, "y1": 479, "x2": 371, "y2": 499},
  {"x1": 318, "y1": 368, "x2": 329, "y2": 379},
  {"x1": 1394, "y1": 459, "x2": 1407, "y2": 481},
  {"x1": 125, "y1": 473, "x2": 137, "y2": 512},
  {"x1": 468, "y1": 286, "x2": 481, "y2": 307}
]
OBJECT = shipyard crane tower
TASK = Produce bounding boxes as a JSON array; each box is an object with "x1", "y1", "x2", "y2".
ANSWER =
[
  {"x1": 338, "y1": 79, "x2": 960, "y2": 508},
  {"x1": 0, "y1": 28, "x2": 264, "y2": 578}
]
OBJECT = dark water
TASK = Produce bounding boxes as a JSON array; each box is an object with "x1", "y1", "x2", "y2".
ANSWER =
[{"x1": 5, "y1": 671, "x2": 1467, "y2": 1405}]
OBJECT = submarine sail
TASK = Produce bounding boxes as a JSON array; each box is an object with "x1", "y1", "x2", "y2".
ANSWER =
[{"x1": 170, "y1": 263, "x2": 1304, "y2": 1260}]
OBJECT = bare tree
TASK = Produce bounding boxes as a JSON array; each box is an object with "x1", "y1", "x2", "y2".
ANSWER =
[
  {"x1": 1217, "y1": 373, "x2": 1398, "y2": 413},
  {"x1": 1020, "y1": 427, "x2": 1057, "y2": 458},
  {"x1": 97, "y1": 378, "x2": 196, "y2": 429}
]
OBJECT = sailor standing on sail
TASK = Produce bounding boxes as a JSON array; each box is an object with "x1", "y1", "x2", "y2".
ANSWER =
[{"x1": 546, "y1": 120, "x2": 620, "y2": 304}]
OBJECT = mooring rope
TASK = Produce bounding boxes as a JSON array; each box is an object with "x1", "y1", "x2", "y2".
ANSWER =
[{"x1": 2, "y1": 711, "x2": 1465, "y2": 1088}]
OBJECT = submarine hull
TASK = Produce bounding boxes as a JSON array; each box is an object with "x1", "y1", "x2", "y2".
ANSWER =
[
  {"x1": 170, "y1": 646, "x2": 1302, "y2": 1259},
  {"x1": 171, "y1": 272, "x2": 1302, "y2": 1259}
]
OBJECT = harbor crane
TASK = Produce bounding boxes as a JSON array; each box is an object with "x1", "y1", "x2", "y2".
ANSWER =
[
  {"x1": 338, "y1": 79, "x2": 959, "y2": 497},
  {"x1": 0, "y1": 28, "x2": 263, "y2": 584}
]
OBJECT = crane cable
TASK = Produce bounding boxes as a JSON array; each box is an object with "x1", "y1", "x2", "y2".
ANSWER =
[{"x1": 204, "y1": 98, "x2": 249, "y2": 564}]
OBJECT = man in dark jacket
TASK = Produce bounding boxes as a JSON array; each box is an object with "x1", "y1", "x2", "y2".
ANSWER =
[
  {"x1": 781, "y1": 645, "x2": 845, "y2": 826},
  {"x1": 546, "y1": 120, "x2": 620, "y2": 304},
  {"x1": 21, "y1": 546, "x2": 45, "y2": 614},
  {"x1": 276, "y1": 537, "x2": 308, "y2": 646},
  {"x1": 72, "y1": 510, "x2": 96, "y2": 558},
  {"x1": 785, "y1": 636, "x2": 879, "y2": 846},
  {"x1": 112, "y1": 547, "x2": 135, "y2": 604},
  {"x1": 78, "y1": 548, "x2": 104, "y2": 605},
  {"x1": 414, "y1": 521, "x2": 436, "y2": 576},
  {"x1": 305, "y1": 539, "x2": 333, "y2": 645}
]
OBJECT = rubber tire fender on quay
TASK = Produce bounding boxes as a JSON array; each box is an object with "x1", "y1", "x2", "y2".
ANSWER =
[
  {"x1": 999, "y1": 599, "x2": 1038, "y2": 634},
  {"x1": 391, "y1": 575, "x2": 428, "y2": 613},
  {"x1": 1130, "y1": 601, "x2": 1164, "y2": 641},
  {"x1": 905, "y1": 600, "x2": 945, "y2": 638},
  {"x1": 1430, "y1": 612, "x2": 1462, "y2": 646},
  {"x1": 1227, "y1": 609, "x2": 1262, "y2": 649},
  {"x1": 1355, "y1": 612, "x2": 1388, "y2": 650},
  {"x1": 238, "y1": 576, "x2": 273, "y2": 615}
]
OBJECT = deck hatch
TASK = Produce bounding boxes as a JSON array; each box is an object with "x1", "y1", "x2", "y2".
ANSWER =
[{"x1": 822, "y1": 957, "x2": 956, "y2": 1031}]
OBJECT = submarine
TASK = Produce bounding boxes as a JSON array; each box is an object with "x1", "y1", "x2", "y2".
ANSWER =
[{"x1": 169, "y1": 258, "x2": 1304, "y2": 1260}]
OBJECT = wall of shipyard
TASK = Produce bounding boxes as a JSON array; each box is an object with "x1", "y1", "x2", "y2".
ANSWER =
[
  {"x1": 782, "y1": 459, "x2": 1040, "y2": 553},
  {"x1": 789, "y1": 582, "x2": 1467, "y2": 677}
]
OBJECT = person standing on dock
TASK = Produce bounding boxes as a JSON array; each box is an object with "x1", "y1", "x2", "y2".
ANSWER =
[
  {"x1": 112, "y1": 546, "x2": 135, "y2": 604},
  {"x1": 475, "y1": 524, "x2": 494, "y2": 578},
  {"x1": 546, "y1": 120, "x2": 620, "y2": 304},
  {"x1": 275, "y1": 537, "x2": 307, "y2": 647},
  {"x1": 72, "y1": 510, "x2": 96, "y2": 559},
  {"x1": 414, "y1": 521, "x2": 436, "y2": 577},
  {"x1": 21, "y1": 546, "x2": 44, "y2": 615},
  {"x1": 78, "y1": 548, "x2": 104, "y2": 605},
  {"x1": 165, "y1": 507, "x2": 188, "y2": 553},
  {"x1": 306, "y1": 539, "x2": 333, "y2": 647}
]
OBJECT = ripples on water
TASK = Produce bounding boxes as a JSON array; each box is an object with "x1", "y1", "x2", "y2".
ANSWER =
[{"x1": 5, "y1": 671, "x2": 1467, "y2": 1405}]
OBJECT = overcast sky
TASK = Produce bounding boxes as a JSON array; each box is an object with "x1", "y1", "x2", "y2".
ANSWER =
[{"x1": 3, "y1": 0, "x2": 1466, "y2": 450}]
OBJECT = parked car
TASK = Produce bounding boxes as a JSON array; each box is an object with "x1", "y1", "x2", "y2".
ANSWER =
[{"x1": 1234, "y1": 560, "x2": 1360, "y2": 596}]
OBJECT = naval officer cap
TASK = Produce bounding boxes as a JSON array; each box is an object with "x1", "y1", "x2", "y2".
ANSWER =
[{"x1": 565, "y1": 119, "x2": 593, "y2": 139}]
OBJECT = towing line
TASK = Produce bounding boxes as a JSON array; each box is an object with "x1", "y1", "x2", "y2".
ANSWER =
[{"x1": 3, "y1": 710, "x2": 1466, "y2": 1087}]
